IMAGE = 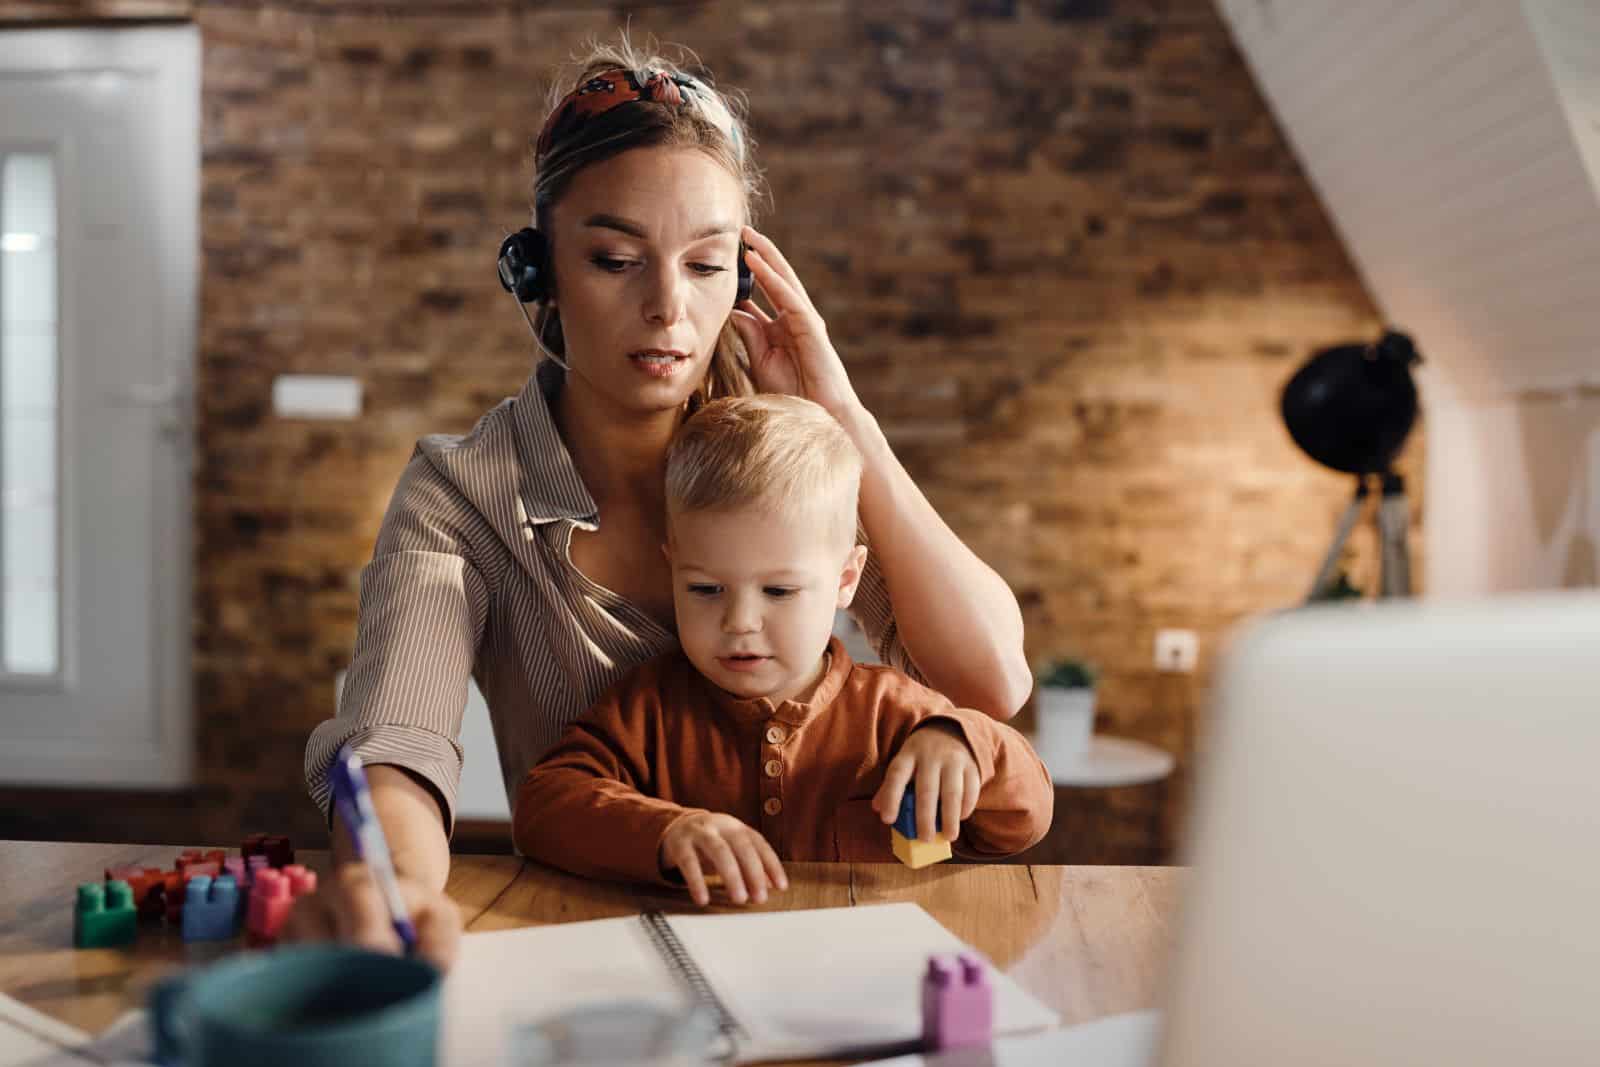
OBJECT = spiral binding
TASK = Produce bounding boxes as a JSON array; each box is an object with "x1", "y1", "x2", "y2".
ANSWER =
[{"x1": 639, "y1": 910, "x2": 747, "y2": 1055}]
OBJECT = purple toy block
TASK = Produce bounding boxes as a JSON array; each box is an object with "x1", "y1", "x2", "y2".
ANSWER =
[
  {"x1": 921, "y1": 952, "x2": 993, "y2": 1051},
  {"x1": 180, "y1": 875, "x2": 241, "y2": 942}
]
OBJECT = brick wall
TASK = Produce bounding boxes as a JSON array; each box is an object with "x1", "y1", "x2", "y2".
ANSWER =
[{"x1": 0, "y1": 0, "x2": 1418, "y2": 861}]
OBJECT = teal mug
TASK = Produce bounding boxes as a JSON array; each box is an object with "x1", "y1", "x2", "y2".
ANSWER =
[{"x1": 149, "y1": 945, "x2": 441, "y2": 1067}]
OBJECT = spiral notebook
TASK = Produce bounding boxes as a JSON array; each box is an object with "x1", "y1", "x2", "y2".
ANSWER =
[{"x1": 441, "y1": 902, "x2": 1061, "y2": 1065}]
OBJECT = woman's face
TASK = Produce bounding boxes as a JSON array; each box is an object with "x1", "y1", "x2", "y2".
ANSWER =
[{"x1": 546, "y1": 146, "x2": 745, "y2": 415}]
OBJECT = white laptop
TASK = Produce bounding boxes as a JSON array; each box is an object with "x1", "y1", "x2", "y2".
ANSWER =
[{"x1": 1156, "y1": 591, "x2": 1600, "y2": 1066}]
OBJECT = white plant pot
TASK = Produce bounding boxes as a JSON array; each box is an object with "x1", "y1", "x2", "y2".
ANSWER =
[{"x1": 1034, "y1": 685, "x2": 1096, "y2": 767}]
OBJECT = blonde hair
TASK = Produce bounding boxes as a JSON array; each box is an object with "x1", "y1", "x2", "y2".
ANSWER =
[
  {"x1": 530, "y1": 33, "x2": 767, "y2": 410},
  {"x1": 665, "y1": 395, "x2": 862, "y2": 551}
]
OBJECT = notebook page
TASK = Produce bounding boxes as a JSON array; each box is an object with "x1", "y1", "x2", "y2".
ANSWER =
[
  {"x1": 668, "y1": 902, "x2": 1061, "y2": 1063},
  {"x1": 442, "y1": 915, "x2": 691, "y2": 1066}
]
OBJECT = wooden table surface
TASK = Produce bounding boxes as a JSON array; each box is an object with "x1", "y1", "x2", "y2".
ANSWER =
[{"x1": 0, "y1": 841, "x2": 1182, "y2": 1061}]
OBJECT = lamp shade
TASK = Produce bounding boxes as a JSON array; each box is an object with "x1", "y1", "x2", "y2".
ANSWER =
[{"x1": 1280, "y1": 330, "x2": 1421, "y2": 475}]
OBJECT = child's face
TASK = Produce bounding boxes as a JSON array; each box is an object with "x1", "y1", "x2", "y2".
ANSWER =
[{"x1": 666, "y1": 503, "x2": 867, "y2": 705}]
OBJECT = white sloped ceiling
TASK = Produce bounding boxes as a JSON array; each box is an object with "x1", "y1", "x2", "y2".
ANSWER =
[{"x1": 1218, "y1": 0, "x2": 1600, "y2": 397}]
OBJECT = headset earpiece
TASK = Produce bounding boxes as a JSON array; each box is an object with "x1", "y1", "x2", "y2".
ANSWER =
[
  {"x1": 497, "y1": 228, "x2": 550, "y2": 304},
  {"x1": 736, "y1": 241, "x2": 754, "y2": 304}
]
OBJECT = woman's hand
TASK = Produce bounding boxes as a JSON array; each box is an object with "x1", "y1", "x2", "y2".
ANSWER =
[
  {"x1": 730, "y1": 226, "x2": 862, "y2": 418},
  {"x1": 659, "y1": 811, "x2": 788, "y2": 907},
  {"x1": 871, "y1": 721, "x2": 982, "y2": 844},
  {"x1": 281, "y1": 862, "x2": 463, "y2": 971}
]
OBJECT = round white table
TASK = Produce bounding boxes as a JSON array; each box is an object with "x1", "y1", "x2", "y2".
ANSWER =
[{"x1": 1033, "y1": 733, "x2": 1175, "y2": 787}]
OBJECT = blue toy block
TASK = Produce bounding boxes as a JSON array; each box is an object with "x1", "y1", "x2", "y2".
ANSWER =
[
  {"x1": 180, "y1": 875, "x2": 241, "y2": 942},
  {"x1": 893, "y1": 787, "x2": 943, "y2": 840},
  {"x1": 892, "y1": 784, "x2": 952, "y2": 868}
]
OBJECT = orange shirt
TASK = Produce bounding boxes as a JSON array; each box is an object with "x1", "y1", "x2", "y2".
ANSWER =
[{"x1": 514, "y1": 637, "x2": 1054, "y2": 885}]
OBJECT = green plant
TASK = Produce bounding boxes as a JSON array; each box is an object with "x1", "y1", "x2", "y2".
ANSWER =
[
  {"x1": 1035, "y1": 657, "x2": 1097, "y2": 689},
  {"x1": 1309, "y1": 568, "x2": 1364, "y2": 602}
]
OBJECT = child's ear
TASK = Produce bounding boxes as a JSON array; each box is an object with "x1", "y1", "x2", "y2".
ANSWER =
[
  {"x1": 661, "y1": 541, "x2": 673, "y2": 564},
  {"x1": 835, "y1": 544, "x2": 869, "y2": 609}
]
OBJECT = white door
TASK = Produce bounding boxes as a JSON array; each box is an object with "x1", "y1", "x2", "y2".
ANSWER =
[{"x1": 0, "y1": 26, "x2": 197, "y2": 786}]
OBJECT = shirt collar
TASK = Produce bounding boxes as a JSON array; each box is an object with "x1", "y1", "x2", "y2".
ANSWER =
[
  {"x1": 704, "y1": 636, "x2": 855, "y2": 730},
  {"x1": 511, "y1": 361, "x2": 599, "y2": 526}
]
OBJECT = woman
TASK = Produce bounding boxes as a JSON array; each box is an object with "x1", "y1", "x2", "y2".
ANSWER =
[{"x1": 287, "y1": 38, "x2": 1030, "y2": 968}]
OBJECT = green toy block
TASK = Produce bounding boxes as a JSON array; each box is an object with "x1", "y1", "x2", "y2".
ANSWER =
[{"x1": 75, "y1": 880, "x2": 137, "y2": 948}]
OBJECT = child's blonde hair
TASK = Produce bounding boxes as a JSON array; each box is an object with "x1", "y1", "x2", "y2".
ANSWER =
[{"x1": 665, "y1": 395, "x2": 862, "y2": 551}]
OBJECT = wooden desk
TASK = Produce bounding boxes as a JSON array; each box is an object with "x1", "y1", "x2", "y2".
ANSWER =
[{"x1": 0, "y1": 841, "x2": 1181, "y2": 1059}]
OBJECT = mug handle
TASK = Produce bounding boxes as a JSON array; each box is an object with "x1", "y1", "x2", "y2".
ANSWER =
[{"x1": 148, "y1": 972, "x2": 195, "y2": 1066}]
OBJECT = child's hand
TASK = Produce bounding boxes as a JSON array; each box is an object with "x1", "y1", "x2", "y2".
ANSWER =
[
  {"x1": 873, "y1": 722, "x2": 981, "y2": 843},
  {"x1": 659, "y1": 812, "x2": 789, "y2": 907}
]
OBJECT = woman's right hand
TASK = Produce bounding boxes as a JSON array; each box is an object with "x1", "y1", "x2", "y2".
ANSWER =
[
  {"x1": 282, "y1": 862, "x2": 462, "y2": 970},
  {"x1": 659, "y1": 812, "x2": 788, "y2": 907}
]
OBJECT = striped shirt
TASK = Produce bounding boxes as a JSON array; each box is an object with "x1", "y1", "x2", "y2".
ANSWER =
[{"x1": 303, "y1": 361, "x2": 921, "y2": 832}]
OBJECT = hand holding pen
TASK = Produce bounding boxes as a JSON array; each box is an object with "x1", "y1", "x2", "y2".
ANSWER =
[
  {"x1": 330, "y1": 744, "x2": 421, "y2": 952},
  {"x1": 278, "y1": 747, "x2": 463, "y2": 968}
]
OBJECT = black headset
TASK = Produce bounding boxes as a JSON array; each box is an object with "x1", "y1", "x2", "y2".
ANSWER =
[{"x1": 496, "y1": 227, "x2": 755, "y2": 306}]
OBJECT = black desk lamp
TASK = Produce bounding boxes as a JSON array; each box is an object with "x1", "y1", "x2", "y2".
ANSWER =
[{"x1": 1281, "y1": 329, "x2": 1422, "y2": 601}]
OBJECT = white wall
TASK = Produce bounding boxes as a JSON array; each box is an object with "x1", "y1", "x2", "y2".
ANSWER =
[{"x1": 1424, "y1": 376, "x2": 1600, "y2": 596}]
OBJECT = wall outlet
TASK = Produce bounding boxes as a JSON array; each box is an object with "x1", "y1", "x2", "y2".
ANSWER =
[{"x1": 1154, "y1": 628, "x2": 1199, "y2": 673}]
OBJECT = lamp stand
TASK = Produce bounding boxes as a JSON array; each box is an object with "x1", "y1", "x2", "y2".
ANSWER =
[{"x1": 1306, "y1": 472, "x2": 1412, "y2": 602}]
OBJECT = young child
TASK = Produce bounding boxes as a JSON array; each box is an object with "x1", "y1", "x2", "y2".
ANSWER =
[{"x1": 514, "y1": 395, "x2": 1053, "y2": 905}]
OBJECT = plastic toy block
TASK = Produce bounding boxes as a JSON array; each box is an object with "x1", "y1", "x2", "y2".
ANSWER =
[
  {"x1": 246, "y1": 869, "x2": 293, "y2": 948},
  {"x1": 160, "y1": 868, "x2": 211, "y2": 924},
  {"x1": 921, "y1": 952, "x2": 993, "y2": 1051},
  {"x1": 891, "y1": 788, "x2": 951, "y2": 869},
  {"x1": 282, "y1": 864, "x2": 318, "y2": 897},
  {"x1": 223, "y1": 856, "x2": 247, "y2": 886},
  {"x1": 175, "y1": 849, "x2": 226, "y2": 875},
  {"x1": 75, "y1": 880, "x2": 137, "y2": 948},
  {"x1": 246, "y1": 855, "x2": 270, "y2": 883},
  {"x1": 105, "y1": 866, "x2": 166, "y2": 921},
  {"x1": 892, "y1": 831, "x2": 953, "y2": 869},
  {"x1": 241, "y1": 833, "x2": 294, "y2": 869},
  {"x1": 180, "y1": 875, "x2": 241, "y2": 942}
]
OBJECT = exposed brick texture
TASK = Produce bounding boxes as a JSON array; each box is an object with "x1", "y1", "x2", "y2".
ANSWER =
[{"x1": 0, "y1": 1, "x2": 1421, "y2": 863}]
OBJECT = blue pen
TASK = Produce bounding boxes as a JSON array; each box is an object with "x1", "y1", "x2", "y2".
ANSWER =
[{"x1": 330, "y1": 744, "x2": 420, "y2": 953}]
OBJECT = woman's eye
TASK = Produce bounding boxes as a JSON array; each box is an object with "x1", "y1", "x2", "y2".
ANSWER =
[
  {"x1": 590, "y1": 255, "x2": 632, "y2": 272},
  {"x1": 690, "y1": 263, "x2": 727, "y2": 277},
  {"x1": 687, "y1": 584, "x2": 722, "y2": 596},
  {"x1": 763, "y1": 587, "x2": 798, "y2": 599}
]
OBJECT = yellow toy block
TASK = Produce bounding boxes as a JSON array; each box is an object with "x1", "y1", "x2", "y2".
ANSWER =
[{"x1": 892, "y1": 829, "x2": 952, "y2": 869}]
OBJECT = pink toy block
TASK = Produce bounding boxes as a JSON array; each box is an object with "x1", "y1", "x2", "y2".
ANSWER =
[
  {"x1": 921, "y1": 952, "x2": 993, "y2": 1051},
  {"x1": 223, "y1": 856, "x2": 247, "y2": 886},
  {"x1": 246, "y1": 869, "x2": 293, "y2": 948},
  {"x1": 241, "y1": 833, "x2": 294, "y2": 869},
  {"x1": 282, "y1": 864, "x2": 318, "y2": 897},
  {"x1": 104, "y1": 866, "x2": 166, "y2": 921}
]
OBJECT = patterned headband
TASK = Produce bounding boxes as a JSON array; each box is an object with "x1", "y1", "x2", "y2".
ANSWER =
[{"x1": 535, "y1": 68, "x2": 741, "y2": 161}]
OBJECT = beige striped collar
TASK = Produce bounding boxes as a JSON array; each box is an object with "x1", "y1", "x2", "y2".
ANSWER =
[{"x1": 511, "y1": 360, "x2": 600, "y2": 526}]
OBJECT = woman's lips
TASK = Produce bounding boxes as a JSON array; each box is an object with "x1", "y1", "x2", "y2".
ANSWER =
[{"x1": 629, "y1": 349, "x2": 690, "y2": 379}]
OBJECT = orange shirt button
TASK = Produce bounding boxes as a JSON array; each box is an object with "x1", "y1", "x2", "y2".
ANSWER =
[
  {"x1": 763, "y1": 759, "x2": 781, "y2": 778},
  {"x1": 763, "y1": 798, "x2": 783, "y2": 816},
  {"x1": 765, "y1": 726, "x2": 785, "y2": 744}
]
